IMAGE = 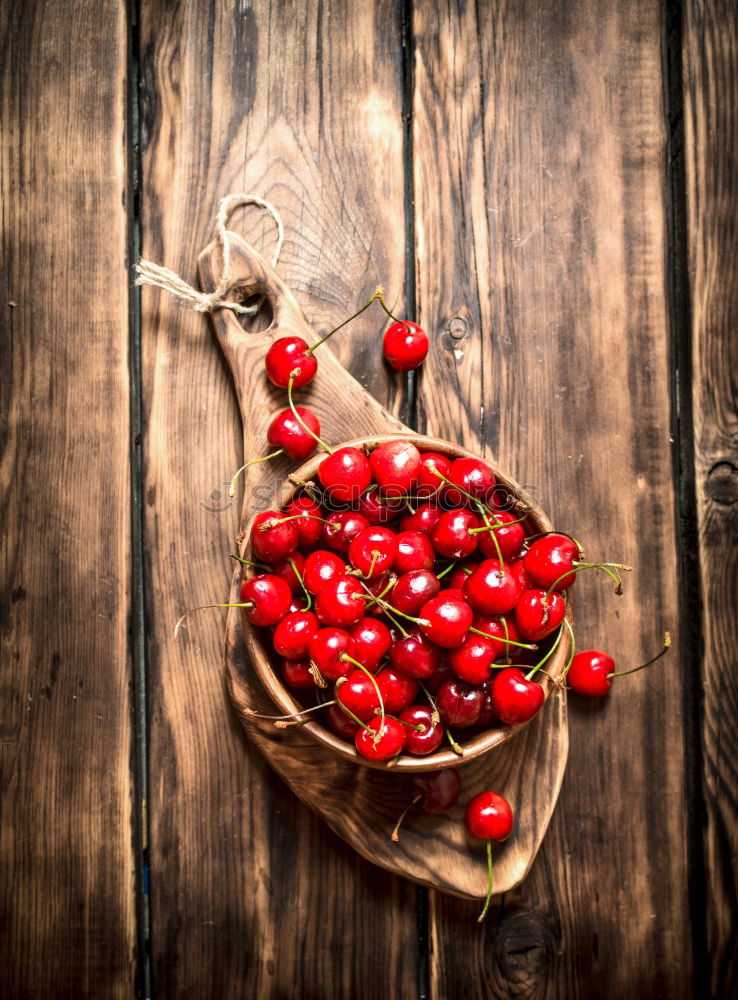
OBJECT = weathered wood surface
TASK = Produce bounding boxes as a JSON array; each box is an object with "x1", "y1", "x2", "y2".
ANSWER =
[
  {"x1": 0, "y1": 1, "x2": 136, "y2": 997},
  {"x1": 411, "y1": 0, "x2": 691, "y2": 996},
  {"x1": 682, "y1": 1, "x2": 738, "y2": 995}
]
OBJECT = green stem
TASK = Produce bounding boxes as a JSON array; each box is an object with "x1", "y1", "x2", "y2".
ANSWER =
[
  {"x1": 560, "y1": 618, "x2": 576, "y2": 679},
  {"x1": 608, "y1": 632, "x2": 671, "y2": 677},
  {"x1": 391, "y1": 794, "x2": 423, "y2": 842},
  {"x1": 230, "y1": 554, "x2": 270, "y2": 571},
  {"x1": 418, "y1": 682, "x2": 463, "y2": 755},
  {"x1": 306, "y1": 290, "x2": 380, "y2": 354},
  {"x1": 341, "y1": 654, "x2": 386, "y2": 729},
  {"x1": 288, "y1": 557, "x2": 312, "y2": 611},
  {"x1": 526, "y1": 622, "x2": 565, "y2": 680},
  {"x1": 436, "y1": 561, "x2": 457, "y2": 580},
  {"x1": 545, "y1": 561, "x2": 632, "y2": 599},
  {"x1": 286, "y1": 375, "x2": 334, "y2": 453},
  {"x1": 174, "y1": 602, "x2": 253, "y2": 640},
  {"x1": 336, "y1": 700, "x2": 374, "y2": 734},
  {"x1": 468, "y1": 626, "x2": 537, "y2": 650},
  {"x1": 374, "y1": 285, "x2": 413, "y2": 335},
  {"x1": 228, "y1": 449, "x2": 283, "y2": 497},
  {"x1": 477, "y1": 841, "x2": 494, "y2": 922}
]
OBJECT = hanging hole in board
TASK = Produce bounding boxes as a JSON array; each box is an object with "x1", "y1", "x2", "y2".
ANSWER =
[{"x1": 231, "y1": 282, "x2": 275, "y2": 334}]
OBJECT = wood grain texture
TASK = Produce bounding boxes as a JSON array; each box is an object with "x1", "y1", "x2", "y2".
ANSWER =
[
  {"x1": 411, "y1": 0, "x2": 691, "y2": 995},
  {"x1": 682, "y1": 1, "x2": 738, "y2": 994},
  {"x1": 138, "y1": 1, "x2": 419, "y2": 996},
  {"x1": 0, "y1": 1, "x2": 136, "y2": 996}
]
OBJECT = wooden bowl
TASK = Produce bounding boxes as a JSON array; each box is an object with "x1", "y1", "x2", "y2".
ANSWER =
[{"x1": 240, "y1": 432, "x2": 571, "y2": 772}]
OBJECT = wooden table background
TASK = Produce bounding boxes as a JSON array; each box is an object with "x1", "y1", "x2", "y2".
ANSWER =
[{"x1": 2, "y1": 0, "x2": 736, "y2": 997}]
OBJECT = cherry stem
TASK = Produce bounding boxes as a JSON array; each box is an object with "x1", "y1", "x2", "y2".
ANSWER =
[
  {"x1": 526, "y1": 622, "x2": 565, "y2": 680},
  {"x1": 230, "y1": 554, "x2": 270, "y2": 571},
  {"x1": 355, "y1": 580, "x2": 409, "y2": 636},
  {"x1": 288, "y1": 557, "x2": 312, "y2": 611},
  {"x1": 396, "y1": 717, "x2": 426, "y2": 732},
  {"x1": 286, "y1": 375, "x2": 334, "y2": 453},
  {"x1": 306, "y1": 290, "x2": 380, "y2": 355},
  {"x1": 418, "y1": 682, "x2": 463, "y2": 756},
  {"x1": 373, "y1": 285, "x2": 413, "y2": 335},
  {"x1": 545, "y1": 562, "x2": 632, "y2": 599},
  {"x1": 475, "y1": 502, "x2": 505, "y2": 568},
  {"x1": 228, "y1": 449, "x2": 283, "y2": 497},
  {"x1": 391, "y1": 794, "x2": 423, "y2": 843},
  {"x1": 501, "y1": 616, "x2": 512, "y2": 664},
  {"x1": 243, "y1": 700, "x2": 336, "y2": 723},
  {"x1": 608, "y1": 632, "x2": 671, "y2": 677},
  {"x1": 560, "y1": 618, "x2": 576, "y2": 679},
  {"x1": 436, "y1": 561, "x2": 457, "y2": 580},
  {"x1": 477, "y1": 841, "x2": 494, "y2": 922},
  {"x1": 362, "y1": 550, "x2": 380, "y2": 580},
  {"x1": 468, "y1": 626, "x2": 537, "y2": 650},
  {"x1": 174, "y1": 602, "x2": 253, "y2": 640},
  {"x1": 260, "y1": 513, "x2": 332, "y2": 531},
  {"x1": 341, "y1": 655, "x2": 386, "y2": 729},
  {"x1": 336, "y1": 700, "x2": 374, "y2": 733},
  {"x1": 468, "y1": 512, "x2": 528, "y2": 533}
]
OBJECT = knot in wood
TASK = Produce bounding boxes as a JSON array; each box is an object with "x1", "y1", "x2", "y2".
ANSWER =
[
  {"x1": 448, "y1": 316, "x2": 468, "y2": 341},
  {"x1": 706, "y1": 461, "x2": 738, "y2": 505},
  {"x1": 492, "y1": 911, "x2": 557, "y2": 992}
]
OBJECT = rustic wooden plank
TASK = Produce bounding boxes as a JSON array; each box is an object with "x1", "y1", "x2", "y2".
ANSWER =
[
  {"x1": 138, "y1": 1, "x2": 419, "y2": 995},
  {"x1": 682, "y1": 1, "x2": 738, "y2": 994},
  {"x1": 0, "y1": 2, "x2": 136, "y2": 996},
  {"x1": 411, "y1": 0, "x2": 691, "y2": 995}
]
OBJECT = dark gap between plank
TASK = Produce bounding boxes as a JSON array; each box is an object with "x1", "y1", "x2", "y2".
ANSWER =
[
  {"x1": 661, "y1": 1, "x2": 708, "y2": 995},
  {"x1": 400, "y1": 1, "x2": 429, "y2": 998},
  {"x1": 126, "y1": 0, "x2": 153, "y2": 997}
]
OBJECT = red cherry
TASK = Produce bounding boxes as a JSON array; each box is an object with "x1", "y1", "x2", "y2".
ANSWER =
[
  {"x1": 389, "y1": 627, "x2": 442, "y2": 679},
  {"x1": 567, "y1": 650, "x2": 614, "y2": 697},
  {"x1": 324, "y1": 702, "x2": 360, "y2": 739},
  {"x1": 284, "y1": 495, "x2": 324, "y2": 547},
  {"x1": 411, "y1": 768, "x2": 461, "y2": 812},
  {"x1": 308, "y1": 627, "x2": 355, "y2": 680},
  {"x1": 280, "y1": 658, "x2": 315, "y2": 691},
  {"x1": 369, "y1": 440, "x2": 421, "y2": 494},
  {"x1": 376, "y1": 667, "x2": 419, "y2": 714},
  {"x1": 285, "y1": 595, "x2": 309, "y2": 616},
  {"x1": 239, "y1": 574, "x2": 292, "y2": 626},
  {"x1": 266, "y1": 406, "x2": 320, "y2": 461},
  {"x1": 302, "y1": 550, "x2": 347, "y2": 595},
  {"x1": 463, "y1": 560, "x2": 522, "y2": 615},
  {"x1": 322, "y1": 511, "x2": 370, "y2": 554},
  {"x1": 400, "y1": 705, "x2": 444, "y2": 755},
  {"x1": 431, "y1": 509, "x2": 481, "y2": 559},
  {"x1": 314, "y1": 575, "x2": 366, "y2": 627},
  {"x1": 514, "y1": 588, "x2": 566, "y2": 641},
  {"x1": 273, "y1": 611, "x2": 320, "y2": 660},
  {"x1": 472, "y1": 613, "x2": 525, "y2": 661},
  {"x1": 445, "y1": 457, "x2": 495, "y2": 506},
  {"x1": 424, "y1": 659, "x2": 453, "y2": 694},
  {"x1": 265, "y1": 336, "x2": 318, "y2": 388},
  {"x1": 359, "y1": 573, "x2": 394, "y2": 617},
  {"x1": 417, "y1": 452, "x2": 451, "y2": 498},
  {"x1": 383, "y1": 320, "x2": 428, "y2": 372},
  {"x1": 336, "y1": 669, "x2": 381, "y2": 721},
  {"x1": 490, "y1": 667, "x2": 544, "y2": 724},
  {"x1": 448, "y1": 565, "x2": 477, "y2": 589},
  {"x1": 524, "y1": 533, "x2": 580, "y2": 590},
  {"x1": 250, "y1": 510, "x2": 299, "y2": 564},
  {"x1": 477, "y1": 681, "x2": 499, "y2": 727},
  {"x1": 355, "y1": 715, "x2": 407, "y2": 761},
  {"x1": 478, "y1": 512, "x2": 525, "y2": 562},
  {"x1": 436, "y1": 677, "x2": 483, "y2": 727},
  {"x1": 358, "y1": 486, "x2": 405, "y2": 525},
  {"x1": 348, "y1": 617, "x2": 392, "y2": 671},
  {"x1": 465, "y1": 791, "x2": 513, "y2": 841},
  {"x1": 394, "y1": 530, "x2": 435, "y2": 573},
  {"x1": 270, "y1": 551, "x2": 304, "y2": 593},
  {"x1": 391, "y1": 570, "x2": 440, "y2": 615},
  {"x1": 510, "y1": 558, "x2": 536, "y2": 594},
  {"x1": 349, "y1": 526, "x2": 398, "y2": 579},
  {"x1": 399, "y1": 502, "x2": 442, "y2": 535},
  {"x1": 318, "y1": 447, "x2": 371, "y2": 503},
  {"x1": 419, "y1": 591, "x2": 473, "y2": 648},
  {"x1": 448, "y1": 634, "x2": 497, "y2": 685}
]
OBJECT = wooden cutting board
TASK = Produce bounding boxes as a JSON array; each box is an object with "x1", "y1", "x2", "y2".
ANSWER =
[{"x1": 198, "y1": 231, "x2": 569, "y2": 898}]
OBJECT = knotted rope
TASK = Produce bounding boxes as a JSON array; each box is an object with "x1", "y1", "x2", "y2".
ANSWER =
[{"x1": 135, "y1": 193, "x2": 284, "y2": 316}]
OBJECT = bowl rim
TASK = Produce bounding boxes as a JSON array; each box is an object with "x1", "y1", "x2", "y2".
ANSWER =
[{"x1": 239, "y1": 433, "x2": 571, "y2": 772}]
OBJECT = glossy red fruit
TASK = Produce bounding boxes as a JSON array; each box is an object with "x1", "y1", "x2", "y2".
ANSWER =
[
  {"x1": 357, "y1": 487, "x2": 405, "y2": 524},
  {"x1": 411, "y1": 768, "x2": 461, "y2": 812},
  {"x1": 250, "y1": 510, "x2": 299, "y2": 564},
  {"x1": 324, "y1": 701, "x2": 360, "y2": 739},
  {"x1": 336, "y1": 669, "x2": 381, "y2": 721},
  {"x1": 266, "y1": 406, "x2": 320, "y2": 461},
  {"x1": 369, "y1": 440, "x2": 421, "y2": 494},
  {"x1": 284, "y1": 495, "x2": 324, "y2": 547},
  {"x1": 265, "y1": 336, "x2": 318, "y2": 388},
  {"x1": 389, "y1": 627, "x2": 442, "y2": 679},
  {"x1": 239, "y1": 574, "x2": 292, "y2": 626},
  {"x1": 567, "y1": 650, "x2": 615, "y2": 697},
  {"x1": 285, "y1": 595, "x2": 309, "y2": 616},
  {"x1": 280, "y1": 658, "x2": 315, "y2": 691},
  {"x1": 270, "y1": 551, "x2": 304, "y2": 593},
  {"x1": 419, "y1": 591, "x2": 473, "y2": 648},
  {"x1": 359, "y1": 573, "x2": 394, "y2": 617},
  {"x1": 314, "y1": 575, "x2": 366, "y2": 627},
  {"x1": 424, "y1": 660, "x2": 452, "y2": 694},
  {"x1": 448, "y1": 634, "x2": 497, "y2": 685},
  {"x1": 348, "y1": 617, "x2": 392, "y2": 671},
  {"x1": 465, "y1": 791, "x2": 513, "y2": 841},
  {"x1": 477, "y1": 681, "x2": 498, "y2": 727},
  {"x1": 302, "y1": 550, "x2": 347, "y2": 595},
  {"x1": 399, "y1": 502, "x2": 442, "y2": 536},
  {"x1": 318, "y1": 447, "x2": 371, "y2": 504},
  {"x1": 349, "y1": 526, "x2": 398, "y2": 579},
  {"x1": 448, "y1": 565, "x2": 476, "y2": 590},
  {"x1": 416, "y1": 452, "x2": 451, "y2": 498},
  {"x1": 472, "y1": 613, "x2": 524, "y2": 660},
  {"x1": 436, "y1": 677, "x2": 483, "y2": 727},
  {"x1": 391, "y1": 570, "x2": 440, "y2": 615},
  {"x1": 524, "y1": 533, "x2": 580, "y2": 590},
  {"x1": 355, "y1": 715, "x2": 407, "y2": 761},
  {"x1": 514, "y1": 588, "x2": 566, "y2": 641},
  {"x1": 445, "y1": 457, "x2": 496, "y2": 506},
  {"x1": 463, "y1": 560, "x2": 522, "y2": 615},
  {"x1": 322, "y1": 511, "x2": 370, "y2": 554},
  {"x1": 400, "y1": 705, "x2": 444, "y2": 755},
  {"x1": 273, "y1": 611, "x2": 319, "y2": 660},
  {"x1": 376, "y1": 667, "x2": 419, "y2": 714},
  {"x1": 510, "y1": 558, "x2": 536, "y2": 594},
  {"x1": 394, "y1": 530, "x2": 435, "y2": 573},
  {"x1": 431, "y1": 509, "x2": 481, "y2": 559},
  {"x1": 383, "y1": 320, "x2": 429, "y2": 372},
  {"x1": 490, "y1": 667, "x2": 544, "y2": 724},
  {"x1": 308, "y1": 627, "x2": 355, "y2": 680},
  {"x1": 478, "y1": 512, "x2": 525, "y2": 562}
]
